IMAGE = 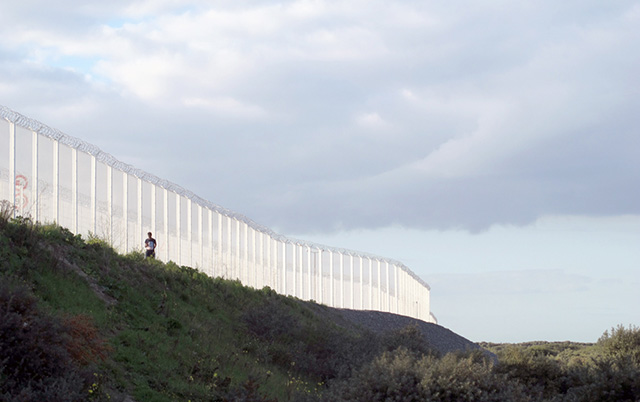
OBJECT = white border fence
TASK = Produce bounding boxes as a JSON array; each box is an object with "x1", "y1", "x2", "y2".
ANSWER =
[{"x1": 0, "y1": 105, "x2": 436, "y2": 323}]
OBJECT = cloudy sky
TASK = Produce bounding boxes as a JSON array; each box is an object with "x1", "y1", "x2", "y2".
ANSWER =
[{"x1": 1, "y1": 0, "x2": 639, "y2": 342}]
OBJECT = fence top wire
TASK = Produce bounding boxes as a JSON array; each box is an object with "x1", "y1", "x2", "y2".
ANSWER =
[{"x1": 1, "y1": 104, "x2": 430, "y2": 289}]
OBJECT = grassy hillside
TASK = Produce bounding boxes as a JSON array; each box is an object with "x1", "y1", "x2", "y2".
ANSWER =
[
  {"x1": 0, "y1": 203, "x2": 470, "y2": 401},
  {"x1": 1, "y1": 203, "x2": 639, "y2": 401}
]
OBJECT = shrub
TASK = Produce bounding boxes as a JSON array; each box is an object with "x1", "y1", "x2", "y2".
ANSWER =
[
  {"x1": 4, "y1": 215, "x2": 38, "y2": 251},
  {"x1": 40, "y1": 223, "x2": 83, "y2": 246},
  {"x1": 380, "y1": 324, "x2": 438, "y2": 357},
  {"x1": 325, "y1": 348, "x2": 529, "y2": 402},
  {"x1": 419, "y1": 350, "x2": 530, "y2": 402},
  {"x1": 598, "y1": 325, "x2": 640, "y2": 364},
  {"x1": 565, "y1": 356, "x2": 640, "y2": 402},
  {"x1": 327, "y1": 347, "x2": 427, "y2": 401},
  {"x1": 0, "y1": 199, "x2": 15, "y2": 229},
  {"x1": 0, "y1": 282, "x2": 93, "y2": 401},
  {"x1": 494, "y1": 345, "x2": 565, "y2": 399}
]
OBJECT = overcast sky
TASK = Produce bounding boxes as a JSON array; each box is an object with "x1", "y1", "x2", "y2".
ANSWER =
[{"x1": 1, "y1": 0, "x2": 638, "y2": 343}]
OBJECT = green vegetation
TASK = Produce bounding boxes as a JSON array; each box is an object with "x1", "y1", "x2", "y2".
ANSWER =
[{"x1": 1, "y1": 202, "x2": 639, "y2": 401}]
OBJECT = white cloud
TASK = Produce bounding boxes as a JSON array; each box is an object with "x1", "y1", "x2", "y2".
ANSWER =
[
  {"x1": 287, "y1": 0, "x2": 328, "y2": 19},
  {"x1": 354, "y1": 112, "x2": 389, "y2": 130},
  {"x1": 95, "y1": 54, "x2": 184, "y2": 99},
  {"x1": 182, "y1": 96, "x2": 268, "y2": 119}
]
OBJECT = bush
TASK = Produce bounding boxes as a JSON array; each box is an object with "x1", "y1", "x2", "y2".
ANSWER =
[
  {"x1": 0, "y1": 282, "x2": 91, "y2": 401},
  {"x1": 556, "y1": 324, "x2": 640, "y2": 401},
  {"x1": 40, "y1": 223, "x2": 83, "y2": 246},
  {"x1": 0, "y1": 281, "x2": 112, "y2": 401},
  {"x1": 380, "y1": 324, "x2": 438, "y2": 357},
  {"x1": 565, "y1": 356, "x2": 640, "y2": 402},
  {"x1": 598, "y1": 325, "x2": 640, "y2": 364},
  {"x1": 0, "y1": 199, "x2": 15, "y2": 230},
  {"x1": 420, "y1": 350, "x2": 530, "y2": 402},
  {"x1": 325, "y1": 348, "x2": 529, "y2": 402},
  {"x1": 4, "y1": 215, "x2": 38, "y2": 251},
  {"x1": 326, "y1": 347, "x2": 427, "y2": 401},
  {"x1": 494, "y1": 345, "x2": 565, "y2": 399}
]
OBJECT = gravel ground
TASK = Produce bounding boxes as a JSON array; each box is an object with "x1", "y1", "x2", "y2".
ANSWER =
[
  {"x1": 300, "y1": 302, "x2": 491, "y2": 358},
  {"x1": 335, "y1": 309, "x2": 482, "y2": 356}
]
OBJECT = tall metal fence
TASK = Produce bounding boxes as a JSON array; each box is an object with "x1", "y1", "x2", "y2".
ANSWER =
[{"x1": 0, "y1": 105, "x2": 436, "y2": 323}]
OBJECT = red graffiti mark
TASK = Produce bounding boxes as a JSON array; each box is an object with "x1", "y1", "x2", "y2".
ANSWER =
[
  {"x1": 15, "y1": 175, "x2": 28, "y2": 189},
  {"x1": 15, "y1": 175, "x2": 29, "y2": 209}
]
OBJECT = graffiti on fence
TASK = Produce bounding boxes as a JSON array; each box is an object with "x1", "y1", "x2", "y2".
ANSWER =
[{"x1": 15, "y1": 174, "x2": 28, "y2": 211}]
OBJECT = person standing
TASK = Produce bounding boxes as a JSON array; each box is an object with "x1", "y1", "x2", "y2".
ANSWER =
[{"x1": 144, "y1": 232, "x2": 157, "y2": 259}]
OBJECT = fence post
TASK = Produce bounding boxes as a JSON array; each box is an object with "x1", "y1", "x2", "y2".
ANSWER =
[
  {"x1": 258, "y1": 231, "x2": 264, "y2": 289},
  {"x1": 281, "y1": 241, "x2": 287, "y2": 295},
  {"x1": 376, "y1": 260, "x2": 382, "y2": 311},
  {"x1": 386, "y1": 261, "x2": 390, "y2": 312},
  {"x1": 350, "y1": 254, "x2": 355, "y2": 309},
  {"x1": 393, "y1": 264, "x2": 397, "y2": 313},
  {"x1": 329, "y1": 250, "x2": 334, "y2": 307},
  {"x1": 358, "y1": 255, "x2": 364, "y2": 310},
  {"x1": 107, "y1": 166, "x2": 112, "y2": 245},
  {"x1": 137, "y1": 177, "x2": 142, "y2": 253},
  {"x1": 31, "y1": 131, "x2": 38, "y2": 222},
  {"x1": 245, "y1": 224, "x2": 250, "y2": 285},
  {"x1": 270, "y1": 236, "x2": 276, "y2": 290},
  {"x1": 266, "y1": 234, "x2": 272, "y2": 289},
  {"x1": 307, "y1": 246, "x2": 312, "y2": 300},
  {"x1": 294, "y1": 244, "x2": 298, "y2": 297},
  {"x1": 53, "y1": 141, "x2": 59, "y2": 223},
  {"x1": 175, "y1": 194, "x2": 181, "y2": 264},
  {"x1": 317, "y1": 248, "x2": 323, "y2": 304},
  {"x1": 163, "y1": 187, "x2": 169, "y2": 261},
  {"x1": 187, "y1": 198, "x2": 192, "y2": 267},
  {"x1": 235, "y1": 219, "x2": 240, "y2": 281},
  {"x1": 72, "y1": 148, "x2": 78, "y2": 234},
  {"x1": 208, "y1": 209, "x2": 214, "y2": 276},
  {"x1": 225, "y1": 216, "x2": 231, "y2": 278},
  {"x1": 254, "y1": 227, "x2": 259, "y2": 287},
  {"x1": 151, "y1": 184, "x2": 156, "y2": 249},
  {"x1": 340, "y1": 252, "x2": 345, "y2": 308},
  {"x1": 368, "y1": 257, "x2": 373, "y2": 310},
  {"x1": 198, "y1": 204, "x2": 203, "y2": 270},
  {"x1": 216, "y1": 212, "x2": 222, "y2": 277},
  {"x1": 91, "y1": 155, "x2": 97, "y2": 235},
  {"x1": 9, "y1": 122, "x2": 15, "y2": 217},
  {"x1": 299, "y1": 244, "x2": 304, "y2": 299}
]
